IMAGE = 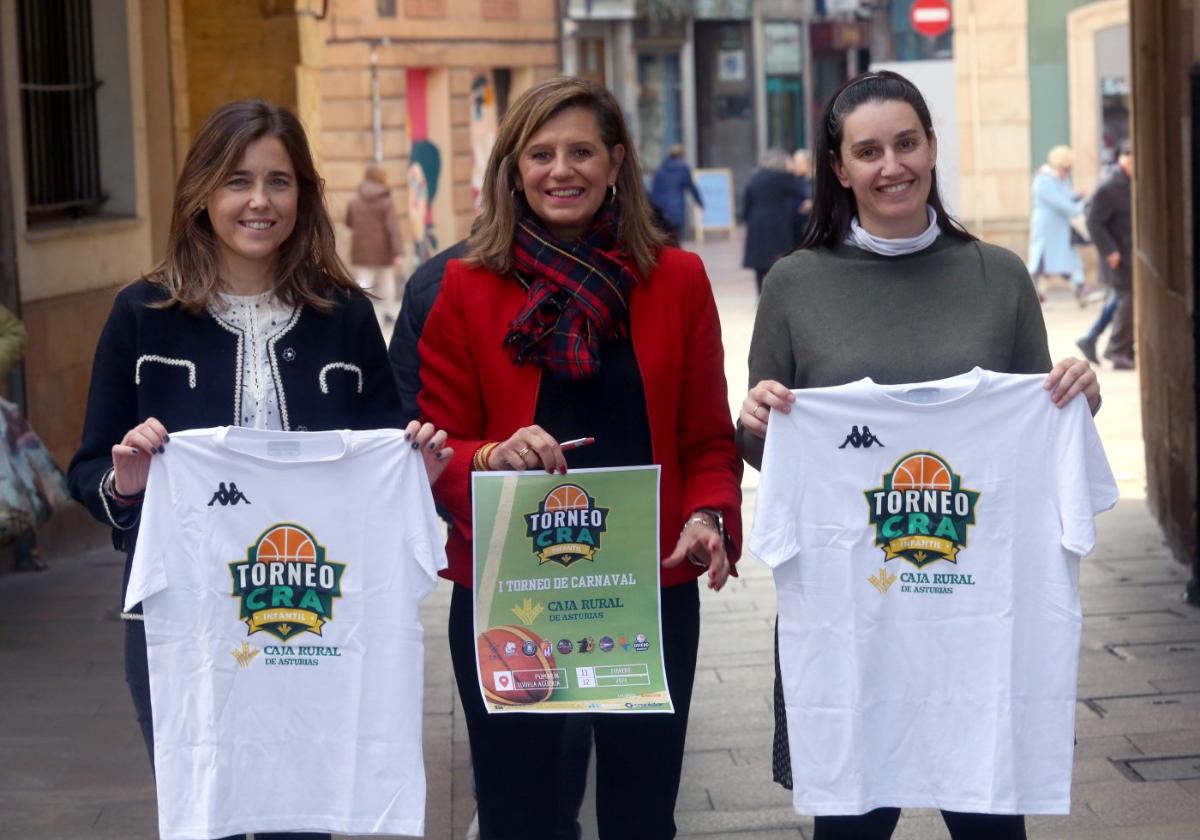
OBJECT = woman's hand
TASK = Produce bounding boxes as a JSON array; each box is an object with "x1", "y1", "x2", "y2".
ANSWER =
[
  {"x1": 739, "y1": 380, "x2": 796, "y2": 439},
  {"x1": 663, "y1": 513, "x2": 729, "y2": 591},
  {"x1": 488, "y1": 425, "x2": 567, "y2": 474},
  {"x1": 111, "y1": 417, "x2": 169, "y2": 496},
  {"x1": 405, "y1": 420, "x2": 453, "y2": 485},
  {"x1": 1044, "y1": 357, "x2": 1101, "y2": 415}
]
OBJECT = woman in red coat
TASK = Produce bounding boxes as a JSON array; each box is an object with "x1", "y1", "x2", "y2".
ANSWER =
[{"x1": 418, "y1": 77, "x2": 742, "y2": 839}]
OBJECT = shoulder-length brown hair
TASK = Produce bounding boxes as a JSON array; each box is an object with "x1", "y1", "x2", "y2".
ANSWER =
[
  {"x1": 467, "y1": 77, "x2": 666, "y2": 277},
  {"x1": 149, "y1": 100, "x2": 357, "y2": 312}
]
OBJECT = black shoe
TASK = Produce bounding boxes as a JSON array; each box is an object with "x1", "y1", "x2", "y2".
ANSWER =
[
  {"x1": 1109, "y1": 354, "x2": 1135, "y2": 370},
  {"x1": 1075, "y1": 336, "x2": 1099, "y2": 365}
]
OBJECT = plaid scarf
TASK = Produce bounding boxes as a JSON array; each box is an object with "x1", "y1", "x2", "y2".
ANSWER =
[{"x1": 503, "y1": 198, "x2": 638, "y2": 381}]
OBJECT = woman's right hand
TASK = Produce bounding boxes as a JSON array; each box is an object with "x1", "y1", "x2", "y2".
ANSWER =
[
  {"x1": 488, "y1": 425, "x2": 568, "y2": 474},
  {"x1": 739, "y1": 380, "x2": 796, "y2": 440},
  {"x1": 111, "y1": 417, "x2": 169, "y2": 496}
]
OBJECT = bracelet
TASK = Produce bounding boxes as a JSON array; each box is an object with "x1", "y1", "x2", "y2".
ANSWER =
[
  {"x1": 682, "y1": 512, "x2": 719, "y2": 534},
  {"x1": 472, "y1": 442, "x2": 500, "y2": 472},
  {"x1": 104, "y1": 470, "x2": 145, "y2": 506}
]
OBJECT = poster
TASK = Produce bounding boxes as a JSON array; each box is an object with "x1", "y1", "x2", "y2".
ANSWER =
[{"x1": 471, "y1": 466, "x2": 671, "y2": 714}]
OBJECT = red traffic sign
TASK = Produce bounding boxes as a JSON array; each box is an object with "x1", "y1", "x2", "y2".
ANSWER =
[{"x1": 910, "y1": 0, "x2": 952, "y2": 38}]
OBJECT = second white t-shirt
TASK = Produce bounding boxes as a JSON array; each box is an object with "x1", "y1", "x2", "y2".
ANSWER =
[{"x1": 749, "y1": 369, "x2": 1118, "y2": 816}]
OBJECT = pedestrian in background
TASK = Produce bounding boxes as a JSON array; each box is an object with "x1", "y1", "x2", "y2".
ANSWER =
[
  {"x1": 737, "y1": 70, "x2": 1100, "y2": 840},
  {"x1": 649, "y1": 143, "x2": 704, "y2": 243},
  {"x1": 1079, "y1": 141, "x2": 1135, "y2": 370},
  {"x1": 66, "y1": 99, "x2": 451, "y2": 840},
  {"x1": 0, "y1": 304, "x2": 68, "y2": 572},
  {"x1": 1027, "y1": 145, "x2": 1089, "y2": 303},
  {"x1": 743, "y1": 149, "x2": 804, "y2": 293},
  {"x1": 345, "y1": 163, "x2": 405, "y2": 310},
  {"x1": 417, "y1": 76, "x2": 742, "y2": 840},
  {"x1": 791, "y1": 149, "x2": 814, "y2": 248}
]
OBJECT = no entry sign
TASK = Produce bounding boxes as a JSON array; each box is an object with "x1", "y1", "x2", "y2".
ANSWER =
[{"x1": 910, "y1": 0, "x2": 952, "y2": 38}]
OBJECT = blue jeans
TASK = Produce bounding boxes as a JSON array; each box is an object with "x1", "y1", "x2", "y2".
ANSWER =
[{"x1": 1085, "y1": 292, "x2": 1119, "y2": 341}]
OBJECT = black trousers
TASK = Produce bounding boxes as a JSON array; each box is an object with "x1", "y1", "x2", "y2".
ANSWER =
[
  {"x1": 813, "y1": 808, "x2": 1026, "y2": 839},
  {"x1": 450, "y1": 581, "x2": 701, "y2": 840},
  {"x1": 125, "y1": 619, "x2": 330, "y2": 840},
  {"x1": 1104, "y1": 284, "x2": 1134, "y2": 359}
]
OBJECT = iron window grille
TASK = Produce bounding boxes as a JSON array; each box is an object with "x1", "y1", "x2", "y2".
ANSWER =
[{"x1": 17, "y1": 0, "x2": 106, "y2": 224}]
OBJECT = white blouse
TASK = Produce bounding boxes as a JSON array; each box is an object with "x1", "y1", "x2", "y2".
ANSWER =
[{"x1": 209, "y1": 291, "x2": 298, "y2": 430}]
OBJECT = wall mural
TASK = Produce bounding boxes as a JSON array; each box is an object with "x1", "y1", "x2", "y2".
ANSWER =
[
  {"x1": 405, "y1": 68, "x2": 441, "y2": 264},
  {"x1": 470, "y1": 72, "x2": 499, "y2": 213}
]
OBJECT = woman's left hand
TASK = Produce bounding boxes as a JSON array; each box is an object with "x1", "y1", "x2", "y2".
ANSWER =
[
  {"x1": 1044, "y1": 357, "x2": 1101, "y2": 415},
  {"x1": 663, "y1": 514, "x2": 730, "y2": 592},
  {"x1": 405, "y1": 420, "x2": 453, "y2": 485}
]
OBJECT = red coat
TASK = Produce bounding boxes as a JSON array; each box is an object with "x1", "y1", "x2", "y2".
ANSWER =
[{"x1": 418, "y1": 246, "x2": 743, "y2": 588}]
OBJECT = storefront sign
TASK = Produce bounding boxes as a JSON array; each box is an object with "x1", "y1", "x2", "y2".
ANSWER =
[
  {"x1": 694, "y1": 0, "x2": 753, "y2": 20},
  {"x1": 764, "y1": 22, "x2": 803, "y2": 76}
]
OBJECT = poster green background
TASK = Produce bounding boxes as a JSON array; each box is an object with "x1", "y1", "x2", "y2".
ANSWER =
[{"x1": 472, "y1": 466, "x2": 670, "y2": 713}]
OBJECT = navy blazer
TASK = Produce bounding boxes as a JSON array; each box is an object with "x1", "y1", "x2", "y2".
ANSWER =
[{"x1": 68, "y1": 279, "x2": 403, "y2": 557}]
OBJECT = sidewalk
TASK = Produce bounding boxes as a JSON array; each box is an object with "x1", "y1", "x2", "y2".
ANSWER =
[{"x1": 2, "y1": 234, "x2": 1197, "y2": 839}]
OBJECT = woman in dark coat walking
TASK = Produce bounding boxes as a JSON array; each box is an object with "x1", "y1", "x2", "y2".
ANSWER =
[{"x1": 743, "y1": 149, "x2": 804, "y2": 292}]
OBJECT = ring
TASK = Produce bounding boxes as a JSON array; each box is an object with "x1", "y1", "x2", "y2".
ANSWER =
[{"x1": 516, "y1": 446, "x2": 531, "y2": 458}]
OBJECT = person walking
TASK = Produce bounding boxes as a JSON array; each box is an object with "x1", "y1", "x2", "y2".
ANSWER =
[
  {"x1": 1027, "y1": 145, "x2": 1089, "y2": 303},
  {"x1": 1078, "y1": 141, "x2": 1134, "y2": 369},
  {"x1": 736, "y1": 70, "x2": 1100, "y2": 840},
  {"x1": 345, "y1": 164, "x2": 405, "y2": 310},
  {"x1": 743, "y1": 149, "x2": 804, "y2": 293},
  {"x1": 649, "y1": 144, "x2": 704, "y2": 243},
  {"x1": 66, "y1": 100, "x2": 451, "y2": 840},
  {"x1": 417, "y1": 76, "x2": 743, "y2": 840},
  {"x1": 791, "y1": 149, "x2": 814, "y2": 248}
]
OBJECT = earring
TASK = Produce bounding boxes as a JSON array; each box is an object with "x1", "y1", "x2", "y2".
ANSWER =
[{"x1": 609, "y1": 183, "x2": 617, "y2": 200}]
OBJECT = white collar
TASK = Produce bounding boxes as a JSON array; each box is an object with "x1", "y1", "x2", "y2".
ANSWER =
[{"x1": 845, "y1": 205, "x2": 940, "y2": 256}]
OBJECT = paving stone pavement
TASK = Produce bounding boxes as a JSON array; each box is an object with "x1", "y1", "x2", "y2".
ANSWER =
[{"x1": 1, "y1": 234, "x2": 1196, "y2": 840}]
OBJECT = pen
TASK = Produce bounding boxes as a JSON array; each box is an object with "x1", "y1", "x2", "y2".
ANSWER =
[{"x1": 559, "y1": 436, "x2": 595, "y2": 451}]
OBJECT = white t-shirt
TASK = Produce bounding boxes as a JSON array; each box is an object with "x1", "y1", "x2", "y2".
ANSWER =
[
  {"x1": 125, "y1": 427, "x2": 446, "y2": 839},
  {"x1": 749, "y1": 369, "x2": 1118, "y2": 816}
]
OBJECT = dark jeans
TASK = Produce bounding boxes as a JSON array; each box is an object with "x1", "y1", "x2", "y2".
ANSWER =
[
  {"x1": 814, "y1": 808, "x2": 1026, "y2": 839},
  {"x1": 1085, "y1": 291, "x2": 1119, "y2": 341},
  {"x1": 125, "y1": 620, "x2": 330, "y2": 840},
  {"x1": 450, "y1": 581, "x2": 700, "y2": 840}
]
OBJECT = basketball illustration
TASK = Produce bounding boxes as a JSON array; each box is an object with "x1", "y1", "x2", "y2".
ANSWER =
[
  {"x1": 255, "y1": 525, "x2": 317, "y2": 564},
  {"x1": 544, "y1": 484, "x2": 589, "y2": 511},
  {"x1": 891, "y1": 454, "x2": 952, "y2": 491},
  {"x1": 477, "y1": 625, "x2": 558, "y2": 706}
]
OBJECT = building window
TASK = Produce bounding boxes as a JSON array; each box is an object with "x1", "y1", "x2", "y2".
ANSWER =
[
  {"x1": 405, "y1": 0, "x2": 447, "y2": 18},
  {"x1": 17, "y1": 0, "x2": 104, "y2": 225},
  {"x1": 378, "y1": 0, "x2": 397, "y2": 16},
  {"x1": 481, "y1": 0, "x2": 518, "y2": 20}
]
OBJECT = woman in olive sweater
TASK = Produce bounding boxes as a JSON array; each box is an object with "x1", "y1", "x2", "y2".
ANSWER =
[{"x1": 736, "y1": 71, "x2": 1101, "y2": 840}]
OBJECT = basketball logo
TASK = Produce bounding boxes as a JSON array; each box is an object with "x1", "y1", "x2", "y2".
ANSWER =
[
  {"x1": 865, "y1": 451, "x2": 979, "y2": 568},
  {"x1": 477, "y1": 625, "x2": 559, "y2": 706},
  {"x1": 229, "y1": 522, "x2": 346, "y2": 641},
  {"x1": 524, "y1": 483, "x2": 610, "y2": 567}
]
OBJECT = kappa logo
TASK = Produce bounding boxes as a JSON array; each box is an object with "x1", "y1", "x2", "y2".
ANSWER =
[
  {"x1": 865, "y1": 452, "x2": 979, "y2": 569},
  {"x1": 209, "y1": 482, "x2": 251, "y2": 506},
  {"x1": 839, "y1": 425, "x2": 885, "y2": 449},
  {"x1": 524, "y1": 484, "x2": 609, "y2": 567}
]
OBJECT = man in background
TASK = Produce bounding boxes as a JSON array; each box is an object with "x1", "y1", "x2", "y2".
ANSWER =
[{"x1": 1078, "y1": 141, "x2": 1134, "y2": 370}]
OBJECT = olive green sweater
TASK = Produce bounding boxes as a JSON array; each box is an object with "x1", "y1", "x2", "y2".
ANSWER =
[{"x1": 736, "y1": 236, "x2": 1052, "y2": 470}]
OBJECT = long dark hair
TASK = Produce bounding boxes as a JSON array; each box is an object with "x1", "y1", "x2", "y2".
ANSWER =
[
  {"x1": 150, "y1": 100, "x2": 357, "y2": 313},
  {"x1": 800, "y1": 70, "x2": 974, "y2": 250}
]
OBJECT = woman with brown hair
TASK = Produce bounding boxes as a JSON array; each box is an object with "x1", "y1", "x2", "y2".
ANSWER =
[
  {"x1": 418, "y1": 76, "x2": 743, "y2": 839},
  {"x1": 67, "y1": 100, "x2": 450, "y2": 840}
]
